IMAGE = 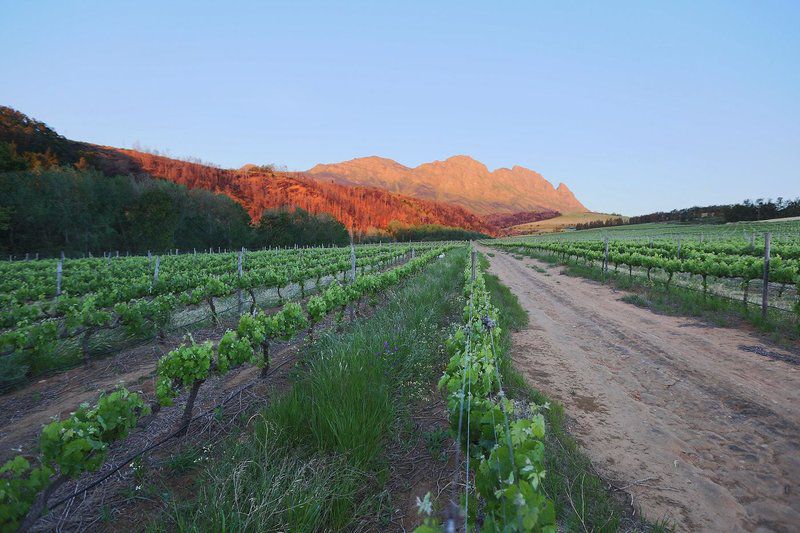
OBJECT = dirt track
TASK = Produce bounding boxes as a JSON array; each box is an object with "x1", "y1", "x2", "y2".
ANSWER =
[{"x1": 480, "y1": 246, "x2": 800, "y2": 532}]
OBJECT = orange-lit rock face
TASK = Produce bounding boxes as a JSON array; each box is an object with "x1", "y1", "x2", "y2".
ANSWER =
[
  {"x1": 110, "y1": 149, "x2": 496, "y2": 234},
  {"x1": 307, "y1": 155, "x2": 587, "y2": 215}
]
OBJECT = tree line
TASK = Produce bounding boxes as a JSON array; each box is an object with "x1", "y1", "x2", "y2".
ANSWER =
[
  {"x1": 575, "y1": 197, "x2": 800, "y2": 231},
  {"x1": 0, "y1": 142, "x2": 352, "y2": 256},
  {"x1": 626, "y1": 197, "x2": 800, "y2": 225}
]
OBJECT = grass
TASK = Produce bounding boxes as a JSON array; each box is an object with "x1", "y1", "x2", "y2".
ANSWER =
[
  {"x1": 150, "y1": 248, "x2": 468, "y2": 532},
  {"x1": 529, "y1": 264, "x2": 549, "y2": 274},
  {"x1": 480, "y1": 253, "x2": 664, "y2": 532},
  {"x1": 526, "y1": 249, "x2": 799, "y2": 346},
  {"x1": 164, "y1": 446, "x2": 207, "y2": 475},
  {"x1": 423, "y1": 428, "x2": 450, "y2": 462}
]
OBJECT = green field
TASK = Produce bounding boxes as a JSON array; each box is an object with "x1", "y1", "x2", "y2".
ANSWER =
[{"x1": 513, "y1": 218, "x2": 800, "y2": 243}]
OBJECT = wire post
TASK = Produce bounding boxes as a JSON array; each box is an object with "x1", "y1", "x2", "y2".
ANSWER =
[
  {"x1": 152, "y1": 255, "x2": 160, "y2": 291},
  {"x1": 603, "y1": 235, "x2": 609, "y2": 277},
  {"x1": 349, "y1": 231, "x2": 357, "y2": 321},
  {"x1": 471, "y1": 248, "x2": 476, "y2": 281},
  {"x1": 56, "y1": 260, "x2": 63, "y2": 297},
  {"x1": 237, "y1": 247, "x2": 244, "y2": 315},
  {"x1": 350, "y1": 238, "x2": 357, "y2": 283},
  {"x1": 762, "y1": 232, "x2": 771, "y2": 320}
]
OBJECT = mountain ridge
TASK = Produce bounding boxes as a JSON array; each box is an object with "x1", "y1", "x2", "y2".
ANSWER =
[
  {"x1": 0, "y1": 106, "x2": 496, "y2": 235},
  {"x1": 307, "y1": 154, "x2": 588, "y2": 215}
]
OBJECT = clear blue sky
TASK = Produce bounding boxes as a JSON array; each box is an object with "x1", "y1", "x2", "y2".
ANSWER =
[{"x1": 2, "y1": 1, "x2": 798, "y2": 215}]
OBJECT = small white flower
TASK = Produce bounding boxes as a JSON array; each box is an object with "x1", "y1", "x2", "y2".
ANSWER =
[{"x1": 415, "y1": 492, "x2": 433, "y2": 516}]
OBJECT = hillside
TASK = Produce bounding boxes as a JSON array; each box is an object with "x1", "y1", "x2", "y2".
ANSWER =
[
  {"x1": 107, "y1": 149, "x2": 493, "y2": 234},
  {"x1": 0, "y1": 106, "x2": 494, "y2": 235},
  {"x1": 307, "y1": 155, "x2": 588, "y2": 215}
]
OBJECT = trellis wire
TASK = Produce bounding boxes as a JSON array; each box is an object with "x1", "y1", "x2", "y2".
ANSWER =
[
  {"x1": 487, "y1": 317, "x2": 524, "y2": 532},
  {"x1": 450, "y1": 281, "x2": 474, "y2": 532}
]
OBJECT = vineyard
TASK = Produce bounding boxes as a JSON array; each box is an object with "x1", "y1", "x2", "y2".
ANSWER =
[
  {"x1": 0, "y1": 242, "x2": 568, "y2": 532},
  {"x1": 0, "y1": 244, "x2": 415, "y2": 391},
  {"x1": 493, "y1": 219, "x2": 800, "y2": 334},
  {"x1": 528, "y1": 218, "x2": 800, "y2": 242},
  {"x1": 2, "y1": 222, "x2": 799, "y2": 531}
]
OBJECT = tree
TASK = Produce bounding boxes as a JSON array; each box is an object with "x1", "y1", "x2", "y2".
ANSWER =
[
  {"x1": 126, "y1": 187, "x2": 180, "y2": 252},
  {"x1": 0, "y1": 141, "x2": 28, "y2": 172}
]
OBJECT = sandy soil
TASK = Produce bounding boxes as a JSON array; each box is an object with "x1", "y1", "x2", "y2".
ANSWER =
[{"x1": 480, "y1": 246, "x2": 800, "y2": 532}]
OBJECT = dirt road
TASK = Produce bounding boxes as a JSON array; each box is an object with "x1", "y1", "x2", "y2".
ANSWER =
[{"x1": 480, "y1": 246, "x2": 800, "y2": 532}]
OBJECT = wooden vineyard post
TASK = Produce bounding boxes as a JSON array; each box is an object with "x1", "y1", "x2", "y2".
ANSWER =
[
  {"x1": 237, "y1": 248, "x2": 244, "y2": 315},
  {"x1": 56, "y1": 260, "x2": 63, "y2": 297},
  {"x1": 152, "y1": 256, "x2": 160, "y2": 291},
  {"x1": 350, "y1": 242, "x2": 357, "y2": 283},
  {"x1": 348, "y1": 236, "x2": 357, "y2": 321},
  {"x1": 677, "y1": 238, "x2": 682, "y2": 259},
  {"x1": 471, "y1": 247, "x2": 477, "y2": 281},
  {"x1": 762, "y1": 232, "x2": 771, "y2": 320},
  {"x1": 750, "y1": 232, "x2": 755, "y2": 253},
  {"x1": 603, "y1": 236, "x2": 609, "y2": 278}
]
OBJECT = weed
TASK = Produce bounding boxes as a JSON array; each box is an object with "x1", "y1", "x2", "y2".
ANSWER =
[
  {"x1": 423, "y1": 428, "x2": 450, "y2": 462},
  {"x1": 165, "y1": 446, "x2": 204, "y2": 475},
  {"x1": 100, "y1": 504, "x2": 114, "y2": 523}
]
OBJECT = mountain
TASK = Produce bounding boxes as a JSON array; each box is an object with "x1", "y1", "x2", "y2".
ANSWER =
[
  {"x1": 0, "y1": 106, "x2": 494, "y2": 235},
  {"x1": 307, "y1": 155, "x2": 588, "y2": 215},
  {"x1": 106, "y1": 149, "x2": 494, "y2": 234}
]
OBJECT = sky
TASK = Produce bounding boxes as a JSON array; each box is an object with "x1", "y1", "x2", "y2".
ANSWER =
[{"x1": 1, "y1": 1, "x2": 798, "y2": 216}]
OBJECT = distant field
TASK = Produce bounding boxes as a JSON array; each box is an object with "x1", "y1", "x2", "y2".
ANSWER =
[
  {"x1": 509, "y1": 211, "x2": 625, "y2": 234},
  {"x1": 510, "y1": 218, "x2": 800, "y2": 243}
]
